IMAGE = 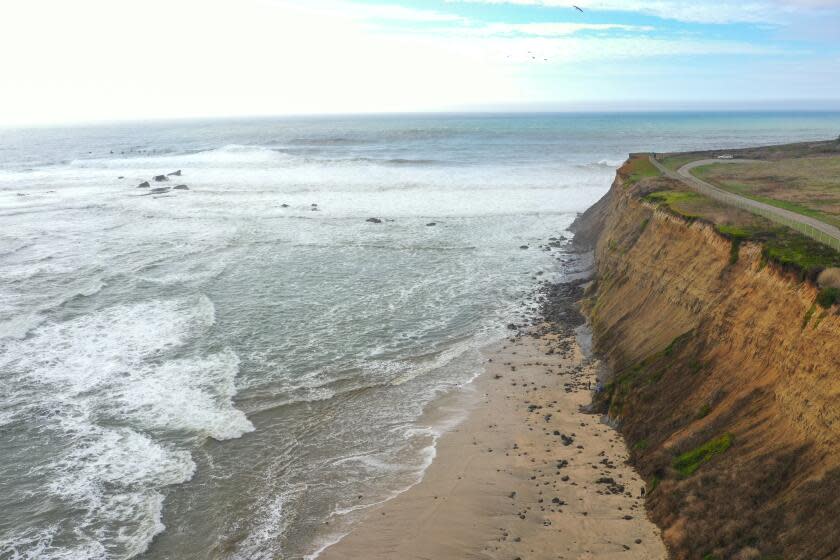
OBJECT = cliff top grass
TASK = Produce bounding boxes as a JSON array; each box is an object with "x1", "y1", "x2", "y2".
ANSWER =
[
  {"x1": 658, "y1": 137, "x2": 840, "y2": 168},
  {"x1": 620, "y1": 156, "x2": 661, "y2": 185},
  {"x1": 692, "y1": 157, "x2": 840, "y2": 229},
  {"x1": 634, "y1": 174, "x2": 840, "y2": 280},
  {"x1": 658, "y1": 138, "x2": 840, "y2": 230}
]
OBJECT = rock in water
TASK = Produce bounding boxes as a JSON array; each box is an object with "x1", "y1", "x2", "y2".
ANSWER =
[
  {"x1": 281, "y1": 203, "x2": 289, "y2": 208},
  {"x1": 366, "y1": 218, "x2": 383, "y2": 224},
  {"x1": 426, "y1": 222, "x2": 437, "y2": 226},
  {"x1": 150, "y1": 187, "x2": 170, "y2": 194},
  {"x1": 167, "y1": 170, "x2": 182, "y2": 176},
  {"x1": 137, "y1": 181, "x2": 150, "y2": 188},
  {"x1": 173, "y1": 185, "x2": 189, "y2": 190},
  {"x1": 153, "y1": 175, "x2": 168, "y2": 182}
]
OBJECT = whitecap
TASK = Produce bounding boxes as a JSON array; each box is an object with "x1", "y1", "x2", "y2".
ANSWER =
[
  {"x1": 69, "y1": 144, "x2": 294, "y2": 170},
  {"x1": 113, "y1": 350, "x2": 254, "y2": 440}
]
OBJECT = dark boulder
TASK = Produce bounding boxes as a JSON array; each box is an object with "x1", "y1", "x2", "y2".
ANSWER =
[
  {"x1": 150, "y1": 187, "x2": 170, "y2": 194},
  {"x1": 153, "y1": 175, "x2": 168, "y2": 182},
  {"x1": 366, "y1": 218, "x2": 383, "y2": 224},
  {"x1": 167, "y1": 170, "x2": 182, "y2": 176},
  {"x1": 118, "y1": 176, "x2": 125, "y2": 179},
  {"x1": 426, "y1": 222, "x2": 437, "y2": 226},
  {"x1": 520, "y1": 245, "x2": 529, "y2": 249},
  {"x1": 173, "y1": 185, "x2": 189, "y2": 190},
  {"x1": 281, "y1": 203, "x2": 289, "y2": 208},
  {"x1": 137, "y1": 181, "x2": 150, "y2": 188}
]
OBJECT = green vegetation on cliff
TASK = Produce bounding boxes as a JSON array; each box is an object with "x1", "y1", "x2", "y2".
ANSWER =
[
  {"x1": 621, "y1": 156, "x2": 661, "y2": 185},
  {"x1": 673, "y1": 434, "x2": 733, "y2": 476}
]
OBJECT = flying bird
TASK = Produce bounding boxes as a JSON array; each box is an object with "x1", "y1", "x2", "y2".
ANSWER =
[{"x1": 573, "y1": 5, "x2": 584, "y2": 12}]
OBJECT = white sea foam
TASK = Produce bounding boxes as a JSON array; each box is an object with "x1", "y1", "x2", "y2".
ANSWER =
[
  {"x1": 116, "y1": 350, "x2": 253, "y2": 440},
  {"x1": 231, "y1": 483, "x2": 309, "y2": 560},
  {"x1": 0, "y1": 295, "x2": 252, "y2": 558},
  {"x1": 1, "y1": 296, "x2": 216, "y2": 394},
  {"x1": 318, "y1": 427, "x2": 440, "y2": 539},
  {"x1": 47, "y1": 426, "x2": 193, "y2": 531},
  {"x1": 303, "y1": 531, "x2": 352, "y2": 560},
  {"x1": 135, "y1": 258, "x2": 228, "y2": 286},
  {"x1": 0, "y1": 525, "x2": 106, "y2": 560},
  {"x1": 70, "y1": 144, "x2": 290, "y2": 169}
]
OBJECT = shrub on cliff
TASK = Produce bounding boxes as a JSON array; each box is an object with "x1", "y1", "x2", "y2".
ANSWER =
[
  {"x1": 673, "y1": 433, "x2": 733, "y2": 477},
  {"x1": 818, "y1": 268, "x2": 840, "y2": 290},
  {"x1": 816, "y1": 287, "x2": 840, "y2": 308}
]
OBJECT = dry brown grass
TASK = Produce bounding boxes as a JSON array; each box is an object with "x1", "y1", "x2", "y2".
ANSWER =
[{"x1": 693, "y1": 156, "x2": 840, "y2": 228}]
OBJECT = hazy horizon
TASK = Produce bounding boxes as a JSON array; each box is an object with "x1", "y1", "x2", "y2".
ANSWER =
[{"x1": 4, "y1": 103, "x2": 840, "y2": 130}]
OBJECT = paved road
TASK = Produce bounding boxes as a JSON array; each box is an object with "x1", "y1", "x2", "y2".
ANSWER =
[{"x1": 648, "y1": 155, "x2": 840, "y2": 251}]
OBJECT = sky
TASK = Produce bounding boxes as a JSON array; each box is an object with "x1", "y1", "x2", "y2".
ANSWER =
[{"x1": 1, "y1": 0, "x2": 839, "y2": 125}]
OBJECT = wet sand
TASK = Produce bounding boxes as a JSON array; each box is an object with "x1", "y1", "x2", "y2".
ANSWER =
[{"x1": 319, "y1": 328, "x2": 667, "y2": 560}]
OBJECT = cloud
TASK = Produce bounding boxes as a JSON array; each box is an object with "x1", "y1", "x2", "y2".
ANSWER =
[
  {"x1": 460, "y1": 35, "x2": 787, "y2": 63},
  {"x1": 349, "y1": 3, "x2": 465, "y2": 21},
  {"x1": 273, "y1": 0, "x2": 465, "y2": 23},
  {"x1": 449, "y1": 0, "x2": 840, "y2": 24},
  {"x1": 459, "y1": 22, "x2": 655, "y2": 36}
]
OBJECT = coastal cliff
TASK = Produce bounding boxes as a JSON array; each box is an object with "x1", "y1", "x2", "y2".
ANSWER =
[{"x1": 573, "y1": 160, "x2": 840, "y2": 560}]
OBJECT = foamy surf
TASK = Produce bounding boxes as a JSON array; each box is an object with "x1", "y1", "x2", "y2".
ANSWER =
[
  {"x1": 0, "y1": 295, "x2": 252, "y2": 558},
  {"x1": 304, "y1": 378, "x2": 479, "y2": 560}
]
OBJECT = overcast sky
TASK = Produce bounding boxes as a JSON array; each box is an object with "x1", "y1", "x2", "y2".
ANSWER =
[{"x1": 1, "y1": 0, "x2": 839, "y2": 125}]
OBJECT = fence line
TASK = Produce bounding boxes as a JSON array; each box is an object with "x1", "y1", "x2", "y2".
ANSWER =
[{"x1": 648, "y1": 156, "x2": 840, "y2": 253}]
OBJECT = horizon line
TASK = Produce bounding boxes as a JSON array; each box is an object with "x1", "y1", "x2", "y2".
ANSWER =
[{"x1": 4, "y1": 103, "x2": 840, "y2": 129}]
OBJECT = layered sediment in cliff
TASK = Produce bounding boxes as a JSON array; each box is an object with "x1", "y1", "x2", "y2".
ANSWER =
[{"x1": 574, "y1": 163, "x2": 840, "y2": 560}]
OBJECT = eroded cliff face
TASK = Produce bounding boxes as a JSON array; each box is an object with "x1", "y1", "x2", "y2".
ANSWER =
[{"x1": 577, "y1": 165, "x2": 840, "y2": 560}]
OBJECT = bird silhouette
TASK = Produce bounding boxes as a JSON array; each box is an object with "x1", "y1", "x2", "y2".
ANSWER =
[{"x1": 573, "y1": 5, "x2": 584, "y2": 12}]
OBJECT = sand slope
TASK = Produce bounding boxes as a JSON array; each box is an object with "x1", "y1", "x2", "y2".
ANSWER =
[{"x1": 319, "y1": 331, "x2": 666, "y2": 560}]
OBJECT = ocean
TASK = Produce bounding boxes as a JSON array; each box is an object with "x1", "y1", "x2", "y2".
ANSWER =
[{"x1": 1, "y1": 112, "x2": 839, "y2": 559}]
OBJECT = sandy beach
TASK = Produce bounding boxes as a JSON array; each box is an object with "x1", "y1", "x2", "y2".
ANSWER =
[{"x1": 319, "y1": 323, "x2": 667, "y2": 560}]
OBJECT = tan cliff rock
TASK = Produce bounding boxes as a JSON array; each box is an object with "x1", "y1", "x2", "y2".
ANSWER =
[{"x1": 573, "y1": 162, "x2": 840, "y2": 560}]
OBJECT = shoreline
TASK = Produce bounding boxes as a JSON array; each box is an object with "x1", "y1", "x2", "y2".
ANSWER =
[{"x1": 317, "y1": 301, "x2": 667, "y2": 559}]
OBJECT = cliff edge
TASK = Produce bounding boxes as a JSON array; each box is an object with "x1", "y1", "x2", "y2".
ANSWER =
[{"x1": 574, "y1": 156, "x2": 840, "y2": 560}]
